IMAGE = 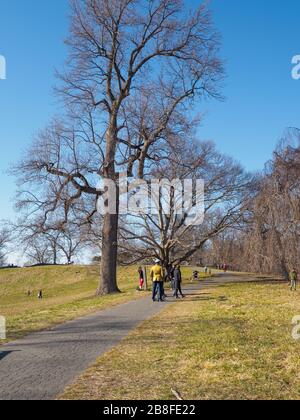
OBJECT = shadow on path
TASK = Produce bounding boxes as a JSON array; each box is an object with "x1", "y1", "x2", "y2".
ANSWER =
[{"x1": 0, "y1": 351, "x2": 20, "y2": 361}]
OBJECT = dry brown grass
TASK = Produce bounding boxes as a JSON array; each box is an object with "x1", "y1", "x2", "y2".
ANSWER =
[{"x1": 61, "y1": 280, "x2": 300, "y2": 400}]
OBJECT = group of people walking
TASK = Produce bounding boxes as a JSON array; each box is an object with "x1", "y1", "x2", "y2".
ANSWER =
[
  {"x1": 138, "y1": 264, "x2": 299, "y2": 302},
  {"x1": 138, "y1": 260, "x2": 185, "y2": 302}
]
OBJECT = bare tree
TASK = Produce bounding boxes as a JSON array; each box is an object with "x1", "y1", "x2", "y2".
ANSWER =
[
  {"x1": 0, "y1": 229, "x2": 10, "y2": 267},
  {"x1": 119, "y1": 139, "x2": 255, "y2": 268},
  {"x1": 12, "y1": 208, "x2": 89, "y2": 266},
  {"x1": 24, "y1": 235, "x2": 54, "y2": 266},
  {"x1": 15, "y1": 0, "x2": 224, "y2": 294},
  {"x1": 57, "y1": 224, "x2": 86, "y2": 264}
]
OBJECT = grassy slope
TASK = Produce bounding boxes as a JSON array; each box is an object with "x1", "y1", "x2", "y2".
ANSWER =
[
  {"x1": 61, "y1": 280, "x2": 300, "y2": 400},
  {"x1": 0, "y1": 264, "x2": 207, "y2": 343},
  {"x1": 0, "y1": 265, "x2": 146, "y2": 342}
]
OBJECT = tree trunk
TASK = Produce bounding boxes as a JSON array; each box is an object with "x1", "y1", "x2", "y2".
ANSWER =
[
  {"x1": 53, "y1": 248, "x2": 57, "y2": 265},
  {"x1": 98, "y1": 211, "x2": 120, "y2": 295},
  {"x1": 97, "y1": 117, "x2": 120, "y2": 295}
]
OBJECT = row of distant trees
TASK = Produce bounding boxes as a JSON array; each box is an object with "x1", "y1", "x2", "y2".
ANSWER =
[
  {"x1": 0, "y1": 218, "x2": 98, "y2": 267},
  {"x1": 201, "y1": 129, "x2": 300, "y2": 279}
]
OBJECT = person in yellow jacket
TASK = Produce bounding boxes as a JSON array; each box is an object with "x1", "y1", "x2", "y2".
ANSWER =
[{"x1": 150, "y1": 260, "x2": 164, "y2": 302}]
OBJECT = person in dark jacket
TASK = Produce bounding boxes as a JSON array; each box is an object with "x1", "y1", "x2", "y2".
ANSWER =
[
  {"x1": 170, "y1": 265, "x2": 176, "y2": 290},
  {"x1": 173, "y1": 265, "x2": 185, "y2": 299}
]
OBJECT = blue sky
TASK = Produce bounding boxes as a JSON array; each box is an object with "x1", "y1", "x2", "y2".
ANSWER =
[{"x1": 0, "y1": 0, "x2": 299, "y2": 222}]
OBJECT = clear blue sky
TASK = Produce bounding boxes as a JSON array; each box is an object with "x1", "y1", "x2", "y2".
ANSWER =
[{"x1": 0, "y1": 0, "x2": 299, "y2": 221}]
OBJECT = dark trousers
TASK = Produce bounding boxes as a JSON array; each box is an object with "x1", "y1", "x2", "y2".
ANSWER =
[
  {"x1": 152, "y1": 281, "x2": 164, "y2": 301},
  {"x1": 174, "y1": 281, "x2": 184, "y2": 298}
]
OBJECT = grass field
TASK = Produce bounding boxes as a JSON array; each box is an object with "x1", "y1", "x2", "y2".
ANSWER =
[
  {"x1": 61, "y1": 279, "x2": 300, "y2": 400},
  {"x1": 0, "y1": 264, "x2": 208, "y2": 343}
]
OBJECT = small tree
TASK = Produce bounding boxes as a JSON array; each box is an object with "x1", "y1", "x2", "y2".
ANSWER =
[
  {"x1": 0, "y1": 229, "x2": 10, "y2": 267},
  {"x1": 57, "y1": 224, "x2": 85, "y2": 264},
  {"x1": 25, "y1": 236, "x2": 53, "y2": 266}
]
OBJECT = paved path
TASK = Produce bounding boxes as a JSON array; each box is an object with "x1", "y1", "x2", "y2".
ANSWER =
[{"x1": 0, "y1": 274, "x2": 257, "y2": 400}]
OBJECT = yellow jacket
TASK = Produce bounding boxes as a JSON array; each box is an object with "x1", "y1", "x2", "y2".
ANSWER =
[{"x1": 150, "y1": 265, "x2": 164, "y2": 282}]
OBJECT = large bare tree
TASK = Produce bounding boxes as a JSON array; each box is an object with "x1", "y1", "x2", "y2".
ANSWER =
[{"x1": 15, "y1": 0, "x2": 223, "y2": 294}]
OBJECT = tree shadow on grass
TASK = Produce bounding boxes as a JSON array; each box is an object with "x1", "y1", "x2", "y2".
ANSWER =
[
  {"x1": 179, "y1": 296, "x2": 217, "y2": 303},
  {"x1": 178, "y1": 291, "x2": 228, "y2": 303},
  {"x1": 251, "y1": 279, "x2": 287, "y2": 285}
]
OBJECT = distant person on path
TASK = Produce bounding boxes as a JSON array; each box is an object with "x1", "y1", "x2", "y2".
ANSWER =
[
  {"x1": 38, "y1": 290, "x2": 43, "y2": 300},
  {"x1": 170, "y1": 265, "x2": 176, "y2": 290},
  {"x1": 290, "y1": 269, "x2": 298, "y2": 291},
  {"x1": 191, "y1": 270, "x2": 199, "y2": 282},
  {"x1": 138, "y1": 267, "x2": 144, "y2": 291},
  {"x1": 174, "y1": 265, "x2": 185, "y2": 299},
  {"x1": 150, "y1": 260, "x2": 164, "y2": 302}
]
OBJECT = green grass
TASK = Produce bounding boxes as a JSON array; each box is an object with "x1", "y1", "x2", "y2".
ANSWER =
[
  {"x1": 0, "y1": 265, "x2": 149, "y2": 343},
  {"x1": 61, "y1": 279, "x2": 300, "y2": 400},
  {"x1": 0, "y1": 264, "x2": 210, "y2": 343}
]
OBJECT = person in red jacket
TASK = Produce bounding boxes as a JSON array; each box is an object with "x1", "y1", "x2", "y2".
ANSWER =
[{"x1": 138, "y1": 267, "x2": 144, "y2": 291}]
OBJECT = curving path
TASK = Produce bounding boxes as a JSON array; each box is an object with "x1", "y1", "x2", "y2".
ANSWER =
[{"x1": 0, "y1": 274, "x2": 258, "y2": 400}]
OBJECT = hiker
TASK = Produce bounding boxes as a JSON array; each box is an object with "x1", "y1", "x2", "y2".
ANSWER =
[
  {"x1": 204, "y1": 266, "x2": 208, "y2": 275},
  {"x1": 38, "y1": 290, "x2": 43, "y2": 300},
  {"x1": 150, "y1": 260, "x2": 164, "y2": 302},
  {"x1": 174, "y1": 265, "x2": 185, "y2": 299},
  {"x1": 290, "y1": 269, "x2": 298, "y2": 291},
  {"x1": 138, "y1": 267, "x2": 144, "y2": 291}
]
